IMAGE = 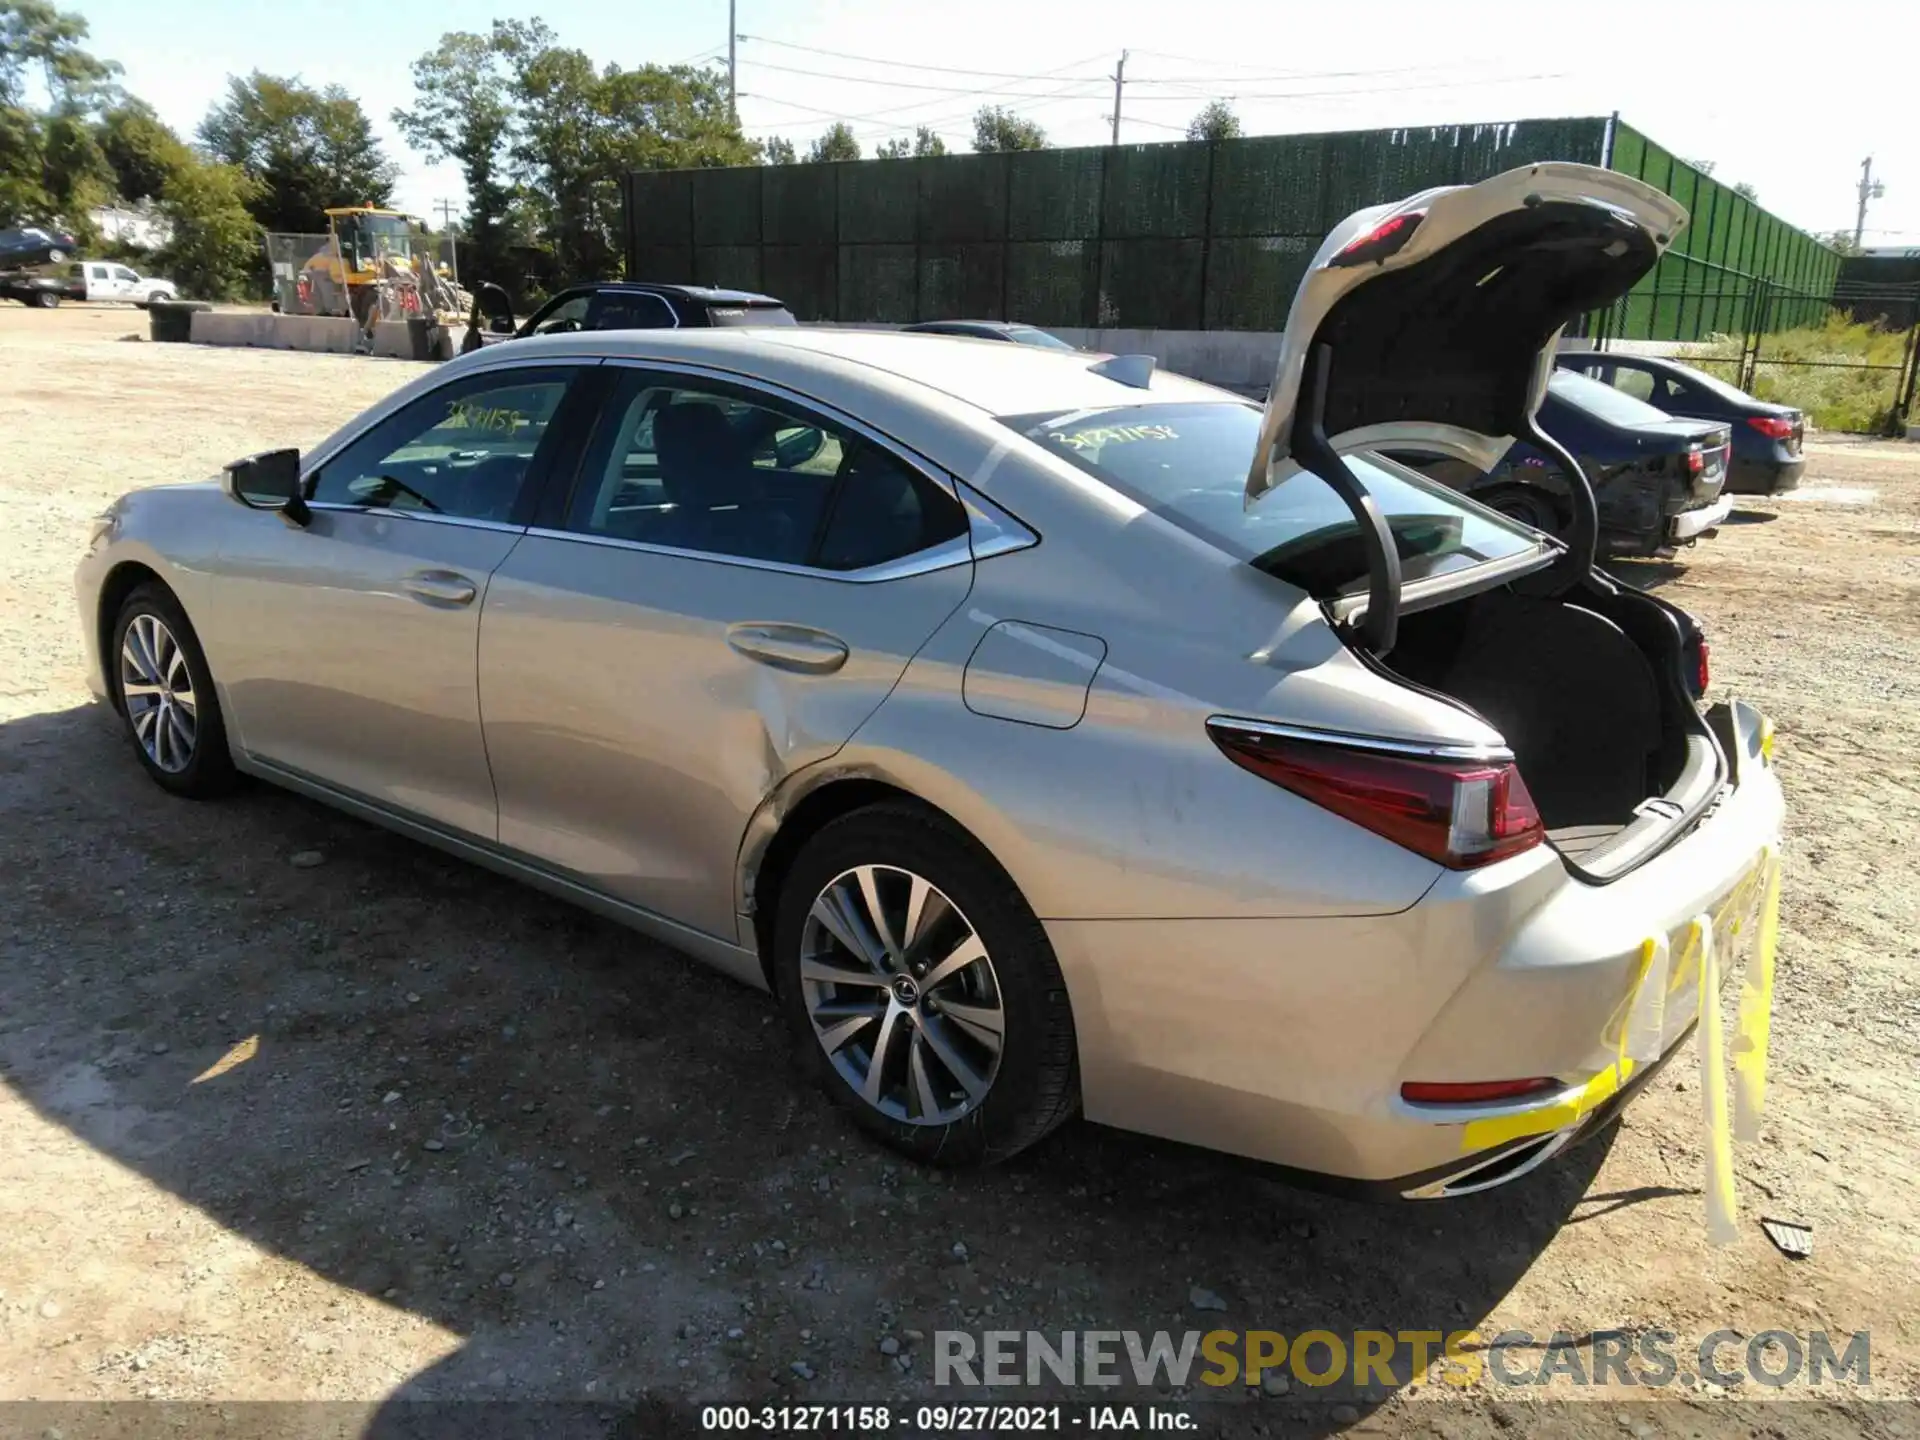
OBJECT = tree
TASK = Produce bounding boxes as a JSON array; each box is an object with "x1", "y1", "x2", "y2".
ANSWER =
[
  {"x1": 200, "y1": 72, "x2": 396, "y2": 234},
  {"x1": 0, "y1": 103, "x2": 49, "y2": 225},
  {"x1": 95, "y1": 100, "x2": 190, "y2": 203},
  {"x1": 1823, "y1": 231, "x2": 1862, "y2": 256},
  {"x1": 0, "y1": 0, "x2": 121, "y2": 111},
  {"x1": 507, "y1": 37, "x2": 756, "y2": 278},
  {"x1": 1734, "y1": 180, "x2": 1758, "y2": 201},
  {"x1": 761, "y1": 135, "x2": 796, "y2": 165},
  {"x1": 40, "y1": 109, "x2": 113, "y2": 242},
  {"x1": 971, "y1": 106, "x2": 1046, "y2": 153},
  {"x1": 394, "y1": 28, "x2": 523, "y2": 286},
  {"x1": 877, "y1": 125, "x2": 947, "y2": 159},
  {"x1": 1186, "y1": 100, "x2": 1241, "y2": 143},
  {"x1": 156, "y1": 157, "x2": 260, "y2": 299},
  {"x1": 806, "y1": 122, "x2": 861, "y2": 163}
]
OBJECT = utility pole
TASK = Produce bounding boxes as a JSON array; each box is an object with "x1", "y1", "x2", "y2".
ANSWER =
[
  {"x1": 434, "y1": 198, "x2": 459, "y2": 284},
  {"x1": 1109, "y1": 49, "x2": 1127, "y2": 145},
  {"x1": 728, "y1": 0, "x2": 738, "y2": 122},
  {"x1": 1854, "y1": 156, "x2": 1885, "y2": 249}
]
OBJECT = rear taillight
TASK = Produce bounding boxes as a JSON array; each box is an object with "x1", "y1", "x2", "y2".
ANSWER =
[
  {"x1": 1746, "y1": 415, "x2": 1794, "y2": 440},
  {"x1": 1331, "y1": 209, "x2": 1426, "y2": 267},
  {"x1": 1208, "y1": 724, "x2": 1544, "y2": 869},
  {"x1": 1695, "y1": 639, "x2": 1711, "y2": 695},
  {"x1": 1401, "y1": 1077, "x2": 1561, "y2": 1105},
  {"x1": 1686, "y1": 447, "x2": 1704, "y2": 475}
]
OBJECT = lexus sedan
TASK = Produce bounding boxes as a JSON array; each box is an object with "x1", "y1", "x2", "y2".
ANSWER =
[{"x1": 78, "y1": 164, "x2": 1783, "y2": 1197}]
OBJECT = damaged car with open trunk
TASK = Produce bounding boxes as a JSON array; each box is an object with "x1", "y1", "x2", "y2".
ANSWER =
[{"x1": 78, "y1": 162, "x2": 1784, "y2": 1197}]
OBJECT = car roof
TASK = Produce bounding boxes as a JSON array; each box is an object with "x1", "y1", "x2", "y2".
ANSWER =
[
  {"x1": 906, "y1": 319, "x2": 1021, "y2": 331},
  {"x1": 566, "y1": 281, "x2": 787, "y2": 306},
  {"x1": 472, "y1": 327, "x2": 1232, "y2": 415}
]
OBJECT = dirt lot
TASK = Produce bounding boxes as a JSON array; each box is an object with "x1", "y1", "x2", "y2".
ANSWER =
[{"x1": 1, "y1": 304, "x2": 1916, "y2": 1437}]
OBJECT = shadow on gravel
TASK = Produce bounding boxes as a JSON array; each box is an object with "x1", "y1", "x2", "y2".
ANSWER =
[{"x1": 0, "y1": 700, "x2": 1611, "y2": 1439}]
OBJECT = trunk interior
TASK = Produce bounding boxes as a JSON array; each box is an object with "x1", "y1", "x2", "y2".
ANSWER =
[{"x1": 1380, "y1": 585, "x2": 1706, "y2": 864}]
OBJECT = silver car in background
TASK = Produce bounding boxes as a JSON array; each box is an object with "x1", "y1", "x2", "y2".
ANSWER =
[{"x1": 77, "y1": 164, "x2": 1783, "y2": 1197}]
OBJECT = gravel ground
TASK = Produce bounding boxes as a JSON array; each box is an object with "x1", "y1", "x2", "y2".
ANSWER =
[{"x1": 1, "y1": 305, "x2": 1916, "y2": 1438}]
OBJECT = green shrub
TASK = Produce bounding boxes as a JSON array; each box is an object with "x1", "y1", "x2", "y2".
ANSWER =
[{"x1": 1694, "y1": 315, "x2": 1912, "y2": 433}]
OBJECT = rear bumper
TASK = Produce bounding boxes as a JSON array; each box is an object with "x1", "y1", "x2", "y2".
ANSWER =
[
  {"x1": 1727, "y1": 454, "x2": 1805, "y2": 495},
  {"x1": 1047, "y1": 701, "x2": 1783, "y2": 1194},
  {"x1": 1669, "y1": 494, "x2": 1733, "y2": 541}
]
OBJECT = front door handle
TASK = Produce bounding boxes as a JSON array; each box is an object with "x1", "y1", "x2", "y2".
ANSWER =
[
  {"x1": 403, "y1": 569, "x2": 478, "y2": 606},
  {"x1": 726, "y1": 622, "x2": 849, "y2": 675}
]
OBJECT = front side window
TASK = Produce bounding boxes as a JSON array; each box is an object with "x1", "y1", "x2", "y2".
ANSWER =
[
  {"x1": 113, "y1": 266, "x2": 140, "y2": 282},
  {"x1": 310, "y1": 370, "x2": 575, "y2": 522},
  {"x1": 1004, "y1": 402, "x2": 1545, "y2": 598},
  {"x1": 568, "y1": 372, "x2": 966, "y2": 569},
  {"x1": 1608, "y1": 366, "x2": 1658, "y2": 403}
]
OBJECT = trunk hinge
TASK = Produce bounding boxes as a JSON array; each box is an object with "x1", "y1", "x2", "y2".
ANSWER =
[
  {"x1": 1294, "y1": 343, "x2": 1404, "y2": 655},
  {"x1": 1517, "y1": 412, "x2": 1601, "y2": 590}
]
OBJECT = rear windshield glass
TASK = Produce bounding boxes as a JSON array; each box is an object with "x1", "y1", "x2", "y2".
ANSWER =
[
  {"x1": 1547, "y1": 368, "x2": 1672, "y2": 426},
  {"x1": 709, "y1": 305, "x2": 797, "y2": 327},
  {"x1": 1003, "y1": 402, "x2": 1546, "y2": 598}
]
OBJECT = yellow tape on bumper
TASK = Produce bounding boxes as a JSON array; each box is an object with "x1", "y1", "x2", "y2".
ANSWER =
[
  {"x1": 1732, "y1": 846, "x2": 1782, "y2": 1144},
  {"x1": 1460, "y1": 1057, "x2": 1635, "y2": 1152}
]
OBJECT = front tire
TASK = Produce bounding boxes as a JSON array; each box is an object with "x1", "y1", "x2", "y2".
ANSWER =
[
  {"x1": 772, "y1": 803, "x2": 1079, "y2": 1167},
  {"x1": 110, "y1": 583, "x2": 239, "y2": 798}
]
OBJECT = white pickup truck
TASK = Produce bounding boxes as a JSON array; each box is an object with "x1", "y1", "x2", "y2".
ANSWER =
[{"x1": 55, "y1": 261, "x2": 179, "y2": 306}]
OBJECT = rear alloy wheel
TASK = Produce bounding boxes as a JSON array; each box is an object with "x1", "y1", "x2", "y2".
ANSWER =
[
  {"x1": 111, "y1": 583, "x2": 239, "y2": 798},
  {"x1": 773, "y1": 804, "x2": 1078, "y2": 1166},
  {"x1": 1486, "y1": 485, "x2": 1565, "y2": 537}
]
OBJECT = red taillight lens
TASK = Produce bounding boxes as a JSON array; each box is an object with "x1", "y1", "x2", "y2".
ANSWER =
[
  {"x1": 1695, "y1": 639, "x2": 1711, "y2": 695},
  {"x1": 1686, "y1": 448, "x2": 1704, "y2": 475},
  {"x1": 1208, "y1": 725, "x2": 1544, "y2": 869},
  {"x1": 1401, "y1": 1077, "x2": 1562, "y2": 1105},
  {"x1": 1746, "y1": 415, "x2": 1794, "y2": 440},
  {"x1": 1331, "y1": 210, "x2": 1426, "y2": 266}
]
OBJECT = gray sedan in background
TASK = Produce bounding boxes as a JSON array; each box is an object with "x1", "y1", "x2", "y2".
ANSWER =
[{"x1": 77, "y1": 163, "x2": 1782, "y2": 1198}]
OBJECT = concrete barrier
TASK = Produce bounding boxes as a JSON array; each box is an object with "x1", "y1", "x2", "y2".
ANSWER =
[
  {"x1": 189, "y1": 311, "x2": 357, "y2": 353},
  {"x1": 188, "y1": 310, "x2": 453, "y2": 361}
]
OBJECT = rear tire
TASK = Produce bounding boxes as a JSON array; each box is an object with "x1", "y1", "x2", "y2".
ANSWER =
[
  {"x1": 110, "y1": 583, "x2": 240, "y2": 799},
  {"x1": 1484, "y1": 484, "x2": 1565, "y2": 537},
  {"x1": 771, "y1": 802, "x2": 1079, "y2": 1167},
  {"x1": 30, "y1": 290, "x2": 60, "y2": 309}
]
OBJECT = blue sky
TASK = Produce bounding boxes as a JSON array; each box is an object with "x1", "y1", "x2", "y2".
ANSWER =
[{"x1": 68, "y1": 0, "x2": 1920, "y2": 249}]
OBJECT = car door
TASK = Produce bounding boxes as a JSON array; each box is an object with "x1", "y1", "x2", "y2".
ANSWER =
[
  {"x1": 478, "y1": 364, "x2": 975, "y2": 941},
  {"x1": 111, "y1": 264, "x2": 144, "y2": 300},
  {"x1": 86, "y1": 262, "x2": 113, "y2": 300},
  {"x1": 209, "y1": 364, "x2": 589, "y2": 838}
]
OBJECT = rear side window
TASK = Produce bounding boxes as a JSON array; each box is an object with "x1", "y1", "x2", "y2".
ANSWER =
[
  {"x1": 568, "y1": 370, "x2": 965, "y2": 570},
  {"x1": 1003, "y1": 402, "x2": 1543, "y2": 597}
]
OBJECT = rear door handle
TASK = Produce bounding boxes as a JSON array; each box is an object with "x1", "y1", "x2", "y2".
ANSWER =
[
  {"x1": 403, "y1": 570, "x2": 478, "y2": 606},
  {"x1": 726, "y1": 622, "x2": 849, "y2": 675}
]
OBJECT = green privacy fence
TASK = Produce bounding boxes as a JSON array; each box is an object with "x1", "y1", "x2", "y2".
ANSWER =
[
  {"x1": 623, "y1": 116, "x2": 1837, "y2": 339},
  {"x1": 1602, "y1": 121, "x2": 1839, "y2": 340}
]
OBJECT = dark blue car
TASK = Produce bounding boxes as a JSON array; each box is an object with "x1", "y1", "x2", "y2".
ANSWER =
[{"x1": 1557, "y1": 351, "x2": 1805, "y2": 495}]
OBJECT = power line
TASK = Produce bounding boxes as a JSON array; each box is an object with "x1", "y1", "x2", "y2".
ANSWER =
[
  {"x1": 739, "y1": 57, "x2": 1107, "y2": 95},
  {"x1": 737, "y1": 33, "x2": 1115, "y2": 81},
  {"x1": 1120, "y1": 71, "x2": 1565, "y2": 102}
]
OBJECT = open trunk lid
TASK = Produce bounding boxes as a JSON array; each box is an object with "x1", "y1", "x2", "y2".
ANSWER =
[{"x1": 1244, "y1": 163, "x2": 1687, "y2": 653}]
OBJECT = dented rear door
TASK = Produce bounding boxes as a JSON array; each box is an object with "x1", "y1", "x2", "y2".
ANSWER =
[{"x1": 476, "y1": 365, "x2": 972, "y2": 945}]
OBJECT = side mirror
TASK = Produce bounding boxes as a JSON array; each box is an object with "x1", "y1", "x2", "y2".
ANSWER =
[
  {"x1": 223, "y1": 448, "x2": 310, "y2": 528},
  {"x1": 773, "y1": 427, "x2": 827, "y2": 469}
]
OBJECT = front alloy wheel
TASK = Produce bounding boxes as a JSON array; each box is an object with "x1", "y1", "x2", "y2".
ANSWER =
[
  {"x1": 121, "y1": 612, "x2": 197, "y2": 772},
  {"x1": 800, "y1": 864, "x2": 1005, "y2": 1125},
  {"x1": 111, "y1": 582, "x2": 239, "y2": 799}
]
